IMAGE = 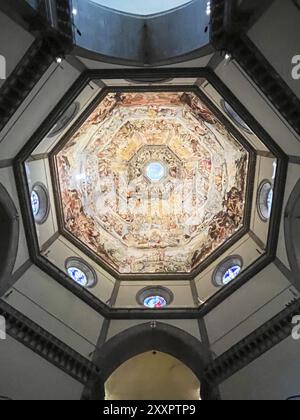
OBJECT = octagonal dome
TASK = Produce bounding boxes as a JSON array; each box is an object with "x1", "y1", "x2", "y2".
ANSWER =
[{"x1": 52, "y1": 91, "x2": 250, "y2": 277}]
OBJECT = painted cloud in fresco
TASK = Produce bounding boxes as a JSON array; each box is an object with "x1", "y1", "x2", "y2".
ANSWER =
[{"x1": 54, "y1": 92, "x2": 249, "y2": 275}]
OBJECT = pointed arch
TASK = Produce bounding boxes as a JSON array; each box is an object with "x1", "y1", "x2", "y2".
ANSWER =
[{"x1": 84, "y1": 322, "x2": 218, "y2": 400}]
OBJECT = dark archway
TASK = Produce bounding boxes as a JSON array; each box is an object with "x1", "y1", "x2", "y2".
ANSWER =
[
  {"x1": 84, "y1": 322, "x2": 218, "y2": 400},
  {"x1": 0, "y1": 183, "x2": 19, "y2": 295},
  {"x1": 285, "y1": 178, "x2": 300, "y2": 288}
]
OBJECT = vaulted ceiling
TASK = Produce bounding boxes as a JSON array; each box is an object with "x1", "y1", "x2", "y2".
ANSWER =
[
  {"x1": 0, "y1": 0, "x2": 299, "y2": 401},
  {"x1": 53, "y1": 90, "x2": 249, "y2": 277}
]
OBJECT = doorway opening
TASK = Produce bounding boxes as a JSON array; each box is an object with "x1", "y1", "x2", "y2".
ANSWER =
[{"x1": 105, "y1": 350, "x2": 201, "y2": 400}]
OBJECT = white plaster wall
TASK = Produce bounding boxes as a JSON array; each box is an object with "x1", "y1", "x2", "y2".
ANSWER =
[
  {"x1": 45, "y1": 236, "x2": 115, "y2": 304},
  {"x1": 0, "y1": 11, "x2": 34, "y2": 90},
  {"x1": 248, "y1": 0, "x2": 300, "y2": 99},
  {"x1": 0, "y1": 336, "x2": 84, "y2": 400},
  {"x1": 215, "y1": 61, "x2": 300, "y2": 155},
  {"x1": 0, "y1": 61, "x2": 80, "y2": 159},
  {"x1": 26, "y1": 158, "x2": 58, "y2": 247},
  {"x1": 5, "y1": 265, "x2": 104, "y2": 354},
  {"x1": 195, "y1": 234, "x2": 261, "y2": 303},
  {"x1": 200, "y1": 81, "x2": 270, "y2": 152},
  {"x1": 220, "y1": 336, "x2": 300, "y2": 400},
  {"x1": 32, "y1": 81, "x2": 102, "y2": 155},
  {"x1": 115, "y1": 281, "x2": 195, "y2": 309},
  {"x1": 205, "y1": 263, "x2": 294, "y2": 356},
  {"x1": 106, "y1": 319, "x2": 202, "y2": 342},
  {"x1": 0, "y1": 166, "x2": 29, "y2": 274},
  {"x1": 277, "y1": 163, "x2": 300, "y2": 270}
]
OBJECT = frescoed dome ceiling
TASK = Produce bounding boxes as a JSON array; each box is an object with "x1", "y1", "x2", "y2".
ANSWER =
[{"x1": 53, "y1": 91, "x2": 250, "y2": 277}]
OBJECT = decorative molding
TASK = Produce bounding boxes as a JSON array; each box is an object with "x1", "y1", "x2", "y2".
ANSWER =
[
  {"x1": 257, "y1": 151, "x2": 275, "y2": 158},
  {"x1": 0, "y1": 184, "x2": 20, "y2": 296},
  {"x1": 0, "y1": 0, "x2": 73, "y2": 134},
  {"x1": 274, "y1": 258, "x2": 299, "y2": 291},
  {"x1": 249, "y1": 230, "x2": 266, "y2": 251},
  {"x1": 205, "y1": 297, "x2": 300, "y2": 386},
  {"x1": 210, "y1": 0, "x2": 300, "y2": 136},
  {"x1": 289, "y1": 155, "x2": 300, "y2": 165},
  {"x1": 95, "y1": 320, "x2": 110, "y2": 350},
  {"x1": 13, "y1": 68, "x2": 288, "y2": 319},
  {"x1": 1, "y1": 285, "x2": 299, "y2": 397},
  {"x1": 0, "y1": 300, "x2": 98, "y2": 385},
  {"x1": 1, "y1": 259, "x2": 33, "y2": 297},
  {"x1": 0, "y1": 159, "x2": 13, "y2": 168},
  {"x1": 40, "y1": 231, "x2": 60, "y2": 253},
  {"x1": 108, "y1": 280, "x2": 121, "y2": 308},
  {"x1": 27, "y1": 153, "x2": 49, "y2": 162}
]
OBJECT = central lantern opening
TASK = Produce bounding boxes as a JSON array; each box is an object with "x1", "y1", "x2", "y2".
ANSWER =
[
  {"x1": 91, "y1": 0, "x2": 192, "y2": 16},
  {"x1": 145, "y1": 162, "x2": 167, "y2": 183}
]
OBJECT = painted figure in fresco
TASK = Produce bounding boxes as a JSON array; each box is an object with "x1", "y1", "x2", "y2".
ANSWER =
[{"x1": 55, "y1": 92, "x2": 248, "y2": 275}]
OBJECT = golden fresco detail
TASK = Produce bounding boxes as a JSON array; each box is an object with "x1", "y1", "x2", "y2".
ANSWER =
[{"x1": 55, "y1": 92, "x2": 249, "y2": 275}]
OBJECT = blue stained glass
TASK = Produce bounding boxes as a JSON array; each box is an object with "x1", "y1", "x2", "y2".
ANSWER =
[
  {"x1": 146, "y1": 162, "x2": 165, "y2": 182},
  {"x1": 67, "y1": 267, "x2": 88, "y2": 287},
  {"x1": 144, "y1": 295, "x2": 167, "y2": 308},
  {"x1": 223, "y1": 265, "x2": 241, "y2": 285},
  {"x1": 267, "y1": 189, "x2": 273, "y2": 217},
  {"x1": 31, "y1": 191, "x2": 40, "y2": 217}
]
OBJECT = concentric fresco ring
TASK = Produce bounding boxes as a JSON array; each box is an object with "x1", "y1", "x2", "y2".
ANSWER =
[{"x1": 53, "y1": 91, "x2": 250, "y2": 276}]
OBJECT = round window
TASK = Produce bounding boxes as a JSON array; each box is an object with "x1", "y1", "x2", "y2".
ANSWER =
[
  {"x1": 31, "y1": 190, "x2": 40, "y2": 217},
  {"x1": 48, "y1": 102, "x2": 80, "y2": 137},
  {"x1": 65, "y1": 258, "x2": 97, "y2": 288},
  {"x1": 137, "y1": 287, "x2": 174, "y2": 308},
  {"x1": 30, "y1": 183, "x2": 49, "y2": 224},
  {"x1": 221, "y1": 100, "x2": 252, "y2": 134},
  {"x1": 257, "y1": 180, "x2": 273, "y2": 222},
  {"x1": 213, "y1": 256, "x2": 243, "y2": 287},
  {"x1": 144, "y1": 296, "x2": 167, "y2": 309},
  {"x1": 145, "y1": 161, "x2": 167, "y2": 183},
  {"x1": 222, "y1": 265, "x2": 242, "y2": 285}
]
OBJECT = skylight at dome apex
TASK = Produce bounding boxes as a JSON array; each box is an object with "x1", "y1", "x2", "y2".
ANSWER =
[
  {"x1": 53, "y1": 91, "x2": 249, "y2": 276},
  {"x1": 92, "y1": 0, "x2": 191, "y2": 15}
]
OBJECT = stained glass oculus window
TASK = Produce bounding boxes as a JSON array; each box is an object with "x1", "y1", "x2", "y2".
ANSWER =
[
  {"x1": 48, "y1": 102, "x2": 80, "y2": 137},
  {"x1": 67, "y1": 267, "x2": 88, "y2": 287},
  {"x1": 31, "y1": 183, "x2": 49, "y2": 224},
  {"x1": 144, "y1": 296, "x2": 167, "y2": 308},
  {"x1": 213, "y1": 256, "x2": 243, "y2": 287},
  {"x1": 221, "y1": 100, "x2": 252, "y2": 134},
  {"x1": 65, "y1": 258, "x2": 97, "y2": 288},
  {"x1": 137, "y1": 287, "x2": 174, "y2": 308},
  {"x1": 257, "y1": 180, "x2": 273, "y2": 222},
  {"x1": 222, "y1": 265, "x2": 242, "y2": 285},
  {"x1": 31, "y1": 191, "x2": 40, "y2": 217}
]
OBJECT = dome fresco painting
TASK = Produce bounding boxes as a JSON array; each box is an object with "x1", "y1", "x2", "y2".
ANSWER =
[
  {"x1": 53, "y1": 91, "x2": 249, "y2": 276},
  {"x1": 0, "y1": 0, "x2": 297, "y2": 402}
]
